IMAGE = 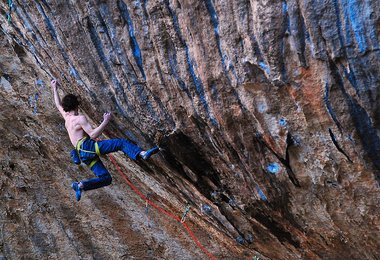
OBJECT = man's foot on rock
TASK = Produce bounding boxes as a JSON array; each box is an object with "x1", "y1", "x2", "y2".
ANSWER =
[
  {"x1": 140, "y1": 146, "x2": 160, "y2": 160},
  {"x1": 72, "y1": 182, "x2": 82, "y2": 201}
]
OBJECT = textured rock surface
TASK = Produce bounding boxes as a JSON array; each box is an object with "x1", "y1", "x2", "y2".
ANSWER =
[{"x1": 1, "y1": 0, "x2": 380, "y2": 259}]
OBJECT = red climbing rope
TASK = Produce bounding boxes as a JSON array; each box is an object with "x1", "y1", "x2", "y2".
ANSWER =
[{"x1": 107, "y1": 154, "x2": 217, "y2": 260}]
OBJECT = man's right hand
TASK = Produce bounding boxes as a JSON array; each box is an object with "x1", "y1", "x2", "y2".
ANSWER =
[{"x1": 103, "y1": 112, "x2": 112, "y2": 123}]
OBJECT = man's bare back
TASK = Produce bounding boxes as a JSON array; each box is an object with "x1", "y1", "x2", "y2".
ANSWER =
[{"x1": 64, "y1": 113, "x2": 88, "y2": 146}]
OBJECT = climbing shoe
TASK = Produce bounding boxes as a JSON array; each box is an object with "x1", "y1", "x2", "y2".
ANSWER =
[
  {"x1": 71, "y1": 182, "x2": 82, "y2": 201},
  {"x1": 141, "y1": 146, "x2": 160, "y2": 160}
]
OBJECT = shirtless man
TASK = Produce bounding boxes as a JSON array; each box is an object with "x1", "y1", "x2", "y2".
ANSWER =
[{"x1": 51, "y1": 80, "x2": 159, "y2": 201}]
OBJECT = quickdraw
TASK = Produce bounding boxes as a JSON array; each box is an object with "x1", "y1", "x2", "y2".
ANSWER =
[
  {"x1": 145, "y1": 193, "x2": 151, "y2": 214},
  {"x1": 180, "y1": 203, "x2": 191, "y2": 223},
  {"x1": 7, "y1": 0, "x2": 13, "y2": 22}
]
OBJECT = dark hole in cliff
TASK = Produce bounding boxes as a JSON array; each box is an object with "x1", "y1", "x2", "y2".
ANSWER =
[
  {"x1": 176, "y1": 0, "x2": 182, "y2": 9},
  {"x1": 9, "y1": 163, "x2": 15, "y2": 170},
  {"x1": 18, "y1": 186, "x2": 27, "y2": 192},
  {"x1": 243, "y1": 62, "x2": 269, "y2": 84},
  {"x1": 253, "y1": 212, "x2": 300, "y2": 248},
  {"x1": 6, "y1": 210, "x2": 21, "y2": 222},
  {"x1": 0, "y1": 9, "x2": 6, "y2": 18},
  {"x1": 160, "y1": 131, "x2": 221, "y2": 199},
  {"x1": 13, "y1": 43, "x2": 27, "y2": 59},
  {"x1": 2, "y1": 73, "x2": 11, "y2": 82}
]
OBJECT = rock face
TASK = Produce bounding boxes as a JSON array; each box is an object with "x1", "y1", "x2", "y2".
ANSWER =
[{"x1": 0, "y1": 0, "x2": 379, "y2": 259}]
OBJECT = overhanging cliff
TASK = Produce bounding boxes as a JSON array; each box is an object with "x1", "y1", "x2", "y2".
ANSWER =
[{"x1": 0, "y1": 0, "x2": 379, "y2": 259}]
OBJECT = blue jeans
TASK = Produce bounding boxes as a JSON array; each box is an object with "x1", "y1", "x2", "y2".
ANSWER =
[{"x1": 78, "y1": 138, "x2": 142, "y2": 191}]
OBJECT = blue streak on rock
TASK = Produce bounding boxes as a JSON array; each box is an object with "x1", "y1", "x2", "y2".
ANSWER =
[
  {"x1": 204, "y1": 0, "x2": 236, "y2": 82},
  {"x1": 304, "y1": 20, "x2": 310, "y2": 42},
  {"x1": 87, "y1": 17, "x2": 132, "y2": 113},
  {"x1": 69, "y1": 66, "x2": 79, "y2": 79},
  {"x1": 110, "y1": 1, "x2": 172, "y2": 122},
  {"x1": 166, "y1": 1, "x2": 218, "y2": 126},
  {"x1": 259, "y1": 61, "x2": 271, "y2": 75},
  {"x1": 118, "y1": 0, "x2": 146, "y2": 80},
  {"x1": 251, "y1": 34, "x2": 265, "y2": 60},
  {"x1": 346, "y1": 0, "x2": 368, "y2": 53},
  {"x1": 36, "y1": 4, "x2": 59, "y2": 47},
  {"x1": 256, "y1": 186, "x2": 267, "y2": 201},
  {"x1": 282, "y1": 1, "x2": 290, "y2": 33},
  {"x1": 332, "y1": 0, "x2": 345, "y2": 50},
  {"x1": 167, "y1": 41, "x2": 189, "y2": 93},
  {"x1": 98, "y1": 4, "x2": 140, "y2": 87},
  {"x1": 87, "y1": 19, "x2": 113, "y2": 77},
  {"x1": 341, "y1": 0, "x2": 354, "y2": 48},
  {"x1": 110, "y1": 95, "x2": 130, "y2": 118},
  {"x1": 282, "y1": 1, "x2": 288, "y2": 13},
  {"x1": 36, "y1": 3, "x2": 89, "y2": 87},
  {"x1": 15, "y1": 2, "x2": 34, "y2": 33},
  {"x1": 18, "y1": 0, "x2": 59, "y2": 53}
]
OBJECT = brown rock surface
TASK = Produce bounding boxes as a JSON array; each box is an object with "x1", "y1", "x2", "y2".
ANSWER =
[{"x1": 0, "y1": 0, "x2": 379, "y2": 259}]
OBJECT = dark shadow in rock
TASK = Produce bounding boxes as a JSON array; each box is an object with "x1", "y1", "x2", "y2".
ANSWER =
[{"x1": 159, "y1": 131, "x2": 221, "y2": 200}]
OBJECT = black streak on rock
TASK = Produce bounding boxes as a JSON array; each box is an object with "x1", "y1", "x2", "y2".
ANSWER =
[
  {"x1": 324, "y1": 82, "x2": 343, "y2": 132},
  {"x1": 329, "y1": 59, "x2": 380, "y2": 183},
  {"x1": 328, "y1": 128, "x2": 353, "y2": 163},
  {"x1": 253, "y1": 212, "x2": 300, "y2": 249},
  {"x1": 258, "y1": 134, "x2": 301, "y2": 187},
  {"x1": 161, "y1": 131, "x2": 221, "y2": 200}
]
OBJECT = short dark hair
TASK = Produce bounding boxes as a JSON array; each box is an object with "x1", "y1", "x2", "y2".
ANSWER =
[{"x1": 62, "y1": 94, "x2": 80, "y2": 112}]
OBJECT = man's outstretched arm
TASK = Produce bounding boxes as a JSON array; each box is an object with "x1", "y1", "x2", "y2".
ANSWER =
[
  {"x1": 80, "y1": 112, "x2": 112, "y2": 139},
  {"x1": 51, "y1": 80, "x2": 65, "y2": 116}
]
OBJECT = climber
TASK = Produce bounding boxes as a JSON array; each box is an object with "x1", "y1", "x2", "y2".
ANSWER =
[{"x1": 51, "y1": 79, "x2": 160, "y2": 201}]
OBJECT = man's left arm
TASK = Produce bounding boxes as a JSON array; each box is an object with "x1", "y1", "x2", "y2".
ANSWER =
[{"x1": 80, "y1": 113, "x2": 112, "y2": 139}]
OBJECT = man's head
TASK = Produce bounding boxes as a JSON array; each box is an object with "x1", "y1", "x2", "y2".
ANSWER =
[{"x1": 62, "y1": 94, "x2": 80, "y2": 112}]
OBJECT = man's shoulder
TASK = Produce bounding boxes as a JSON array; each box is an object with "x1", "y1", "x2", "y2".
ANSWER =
[
  {"x1": 64, "y1": 113, "x2": 86, "y2": 121},
  {"x1": 76, "y1": 114, "x2": 89, "y2": 123}
]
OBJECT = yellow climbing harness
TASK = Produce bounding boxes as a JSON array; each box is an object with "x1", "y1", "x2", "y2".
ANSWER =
[{"x1": 75, "y1": 137, "x2": 100, "y2": 168}]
